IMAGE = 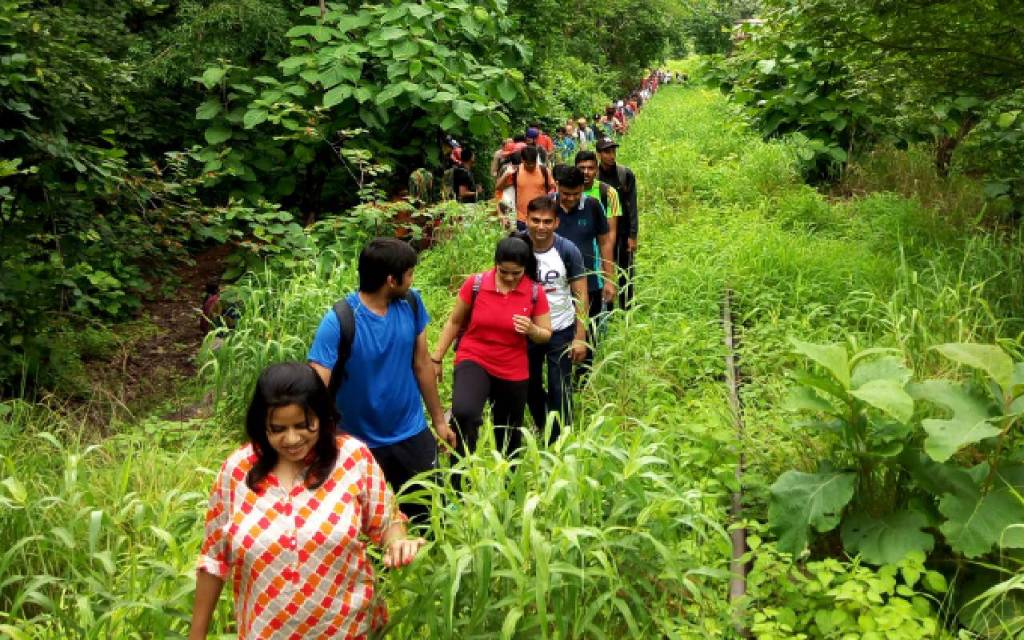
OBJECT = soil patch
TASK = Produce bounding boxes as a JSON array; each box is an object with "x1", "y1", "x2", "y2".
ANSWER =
[{"x1": 75, "y1": 244, "x2": 232, "y2": 429}]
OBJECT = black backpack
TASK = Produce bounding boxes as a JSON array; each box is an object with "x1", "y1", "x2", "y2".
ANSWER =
[{"x1": 327, "y1": 291, "x2": 422, "y2": 397}]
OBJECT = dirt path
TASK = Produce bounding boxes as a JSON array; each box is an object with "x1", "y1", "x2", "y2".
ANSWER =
[{"x1": 77, "y1": 244, "x2": 232, "y2": 428}]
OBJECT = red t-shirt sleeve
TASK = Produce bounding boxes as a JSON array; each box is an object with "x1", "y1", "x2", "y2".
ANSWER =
[
  {"x1": 458, "y1": 274, "x2": 476, "y2": 304},
  {"x1": 532, "y1": 283, "x2": 550, "y2": 317}
]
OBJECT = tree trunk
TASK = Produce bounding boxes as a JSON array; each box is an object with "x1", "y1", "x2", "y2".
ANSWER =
[{"x1": 935, "y1": 115, "x2": 978, "y2": 177}]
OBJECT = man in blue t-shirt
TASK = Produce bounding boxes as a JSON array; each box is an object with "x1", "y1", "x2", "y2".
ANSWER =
[
  {"x1": 308, "y1": 238, "x2": 454, "y2": 522},
  {"x1": 553, "y1": 166, "x2": 615, "y2": 321}
]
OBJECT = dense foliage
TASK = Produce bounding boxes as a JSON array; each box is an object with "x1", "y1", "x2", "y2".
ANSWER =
[
  {"x1": 3, "y1": 81, "x2": 1022, "y2": 638},
  {"x1": 0, "y1": 0, "x2": 689, "y2": 395},
  {"x1": 704, "y1": 0, "x2": 1024, "y2": 205}
]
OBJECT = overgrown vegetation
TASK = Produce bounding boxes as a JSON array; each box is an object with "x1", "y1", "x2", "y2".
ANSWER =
[
  {"x1": 702, "y1": 0, "x2": 1024, "y2": 210},
  {"x1": 4, "y1": 80, "x2": 1023, "y2": 638},
  {"x1": 0, "y1": 0, "x2": 686, "y2": 396}
]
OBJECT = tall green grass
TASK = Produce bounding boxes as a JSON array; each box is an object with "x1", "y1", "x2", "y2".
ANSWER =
[{"x1": 2, "y1": 83, "x2": 1022, "y2": 638}]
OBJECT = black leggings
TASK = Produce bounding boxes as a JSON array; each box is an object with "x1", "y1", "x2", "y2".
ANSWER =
[
  {"x1": 369, "y1": 428, "x2": 437, "y2": 525},
  {"x1": 451, "y1": 360, "x2": 528, "y2": 457}
]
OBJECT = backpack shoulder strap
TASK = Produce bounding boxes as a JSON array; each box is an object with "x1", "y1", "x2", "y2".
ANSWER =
[
  {"x1": 541, "y1": 166, "x2": 551, "y2": 192},
  {"x1": 404, "y1": 289, "x2": 421, "y2": 331},
  {"x1": 329, "y1": 299, "x2": 356, "y2": 396},
  {"x1": 598, "y1": 181, "x2": 610, "y2": 211}
]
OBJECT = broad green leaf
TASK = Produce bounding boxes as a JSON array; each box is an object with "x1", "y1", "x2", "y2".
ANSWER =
[
  {"x1": 934, "y1": 343, "x2": 1014, "y2": 390},
  {"x1": 200, "y1": 67, "x2": 225, "y2": 89},
  {"x1": 851, "y1": 355, "x2": 911, "y2": 389},
  {"x1": 939, "y1": 486, "x2": 1024, "y2": 558},
  {"x1": 195, "y1": 99, "x2": 221, "y2": 120},
  {"x1": 375, "y1": 83, "x2": 405, "y2": 105},
  {"x1": 318, "y1": 65, "x2": 360, "y2": 89},
  {"x1": 469, "y1": 113, "x2": 491, "y2": 137},
  {"x1": 392, "y1": 39, "x2": 419, "y2": 60},
  {"x1": 901, "y1": 450, "x2": 978, "y2": 497},
  {"x1": 204, "y1": 125, "x2": 232, "y2": 145},
  {"x1": 996, "y1": 111, "x2": 1020, "y2": 129},
  {"x1": 323, "y1": 85, "x2": 352, "y2": 108},
  {"x1": 790, "y1": 339, "x2": 850, "y2": 389},
  {"x1": 452, "y1": 100, "x2": 475, "y2": 122},
  {"x1": 768, "y1": 470, "x2": 856, "y2": 555},
  {"x1": 336, "y1": 12, "x2": 373, "y2": 33},
  {"x1": 785, "y1": 385, "x2": 836, "y2": 414},
  {"x1": 378, "y1": 27, "x2": 407, "y2": 41},
  {"x1": 851, "y1": 379, "x2": 914, "y2": 424},
  {"x1": 911, "y1": 380, "x2": 998, "y2": 462},
  {"x1": 841, "y1": 509, "x2": 934, "y2": 565},
  {"x1": 242, "y1": 109, "x2": 267, "y2": 129},
  {"x1": 496, "y1": 78, "x2": 518, "y2": 103}
]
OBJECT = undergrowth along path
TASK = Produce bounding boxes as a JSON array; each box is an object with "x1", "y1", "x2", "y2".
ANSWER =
[{"x1": 2, "y1": 83, "x2": 1023, "y2": 638}]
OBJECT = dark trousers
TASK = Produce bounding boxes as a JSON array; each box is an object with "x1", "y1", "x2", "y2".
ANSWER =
[
  {"x1": 527, "y1": 324, "x2": 576, "y2": 443},
  {"x1": 577, "y1": 290, "x2": 606, "y2": 381},
  {"x1": 615, "y1": 240, "x2": 635, "y2": 309},
  {"x1": 451, "y1": 360, "x2": 528, "y2": 457},
  {"x1": 369, "y1": 428, "x2": 437, "y2": 525}
]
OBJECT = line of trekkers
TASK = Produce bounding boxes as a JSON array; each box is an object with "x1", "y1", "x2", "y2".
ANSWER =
[{"x1": 188, "y1": 70, "x2": 671, "y2": 639}]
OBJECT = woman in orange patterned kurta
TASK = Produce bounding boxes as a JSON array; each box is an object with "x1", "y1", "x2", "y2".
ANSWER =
[{"x1": 188, "y1": 362, "x2": 426, "y2": 639}]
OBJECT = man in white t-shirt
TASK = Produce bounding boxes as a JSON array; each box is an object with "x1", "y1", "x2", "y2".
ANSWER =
[{"x1": 521, "y1": 196, "x2": 588, "y2": 443}]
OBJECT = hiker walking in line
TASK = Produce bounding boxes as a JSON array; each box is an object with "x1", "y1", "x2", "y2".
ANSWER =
[
  {"x1": 553, "y1": 166, "x2": 615, "y2": 324},
  {"x1": 189, "y1": 362, "x2": 425, "y2": 640},
  {"x1": 521, "y1": 197, "x2": 588, "y2": 441},
  {"x1": 308, "y1": 238, "x2": 454, "y2": 523},
  {"x1": 524, "y1": 127, "x2": 549, "y2": 165},
  {"x1": 452, "y1": 148, "x2": 482, "y2": 203},
  {"x1": 495, "y1": 145, "x2": 554, "y2": 231},
  {"x1": 431, "y1": 236, "x2": 552, "y2": 457},
  {"x1": 575, "y1": 149, "x2": 622, "y2": 253},
  {"x1": 595, "y1": 137, "x2": 639, "y2": 310}
]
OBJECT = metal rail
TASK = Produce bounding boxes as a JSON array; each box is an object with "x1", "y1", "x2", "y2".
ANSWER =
[{"x1": 723, "y1": 288, "x2": 748, "y2": 635}]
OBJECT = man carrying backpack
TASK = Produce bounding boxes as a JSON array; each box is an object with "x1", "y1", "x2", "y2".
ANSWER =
[
  {"x1": 596, "y1": 137, "x2": 638, "y2": 309},
  {"x1": 495, "y1": 146, "x2": 554, "y2": 231},
  {"x1": 575, "y1": 149, "x2": 621, "y2": 254},
  {"x1": 308, "y1": 238, "x2": 454, "y2": 523}
]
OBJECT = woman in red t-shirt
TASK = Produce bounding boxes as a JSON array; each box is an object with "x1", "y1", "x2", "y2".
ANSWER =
[{"x1": 431, "y1": 236, "x2": 552, "y2": 457}]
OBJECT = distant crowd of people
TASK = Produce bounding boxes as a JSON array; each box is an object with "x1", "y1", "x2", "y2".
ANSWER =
[{"x1": 190, "y1": 69, "x2": 673, "y2": 640}]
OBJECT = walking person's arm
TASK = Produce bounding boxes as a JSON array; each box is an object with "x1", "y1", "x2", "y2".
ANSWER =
[
  {"x1": 598, "y1": 231, "x2": 616, "y2": 303},
  {"x1": 430, "y1": 296, "x2": 472, "y2": 382},
  {"x1": 188, "y1": 570, "x2": 225, "y2": 640},
  {"x1": 413, "y1": 331, "x2": 456, "y2": 450},
  {"x1": 570, "y1": 279, "x2": 589, "y2": 363},
  {"x1": 515, "y1": 312, "x2": 552, "y2": 344},
  {"x1": 626, "y1": 171, "x2": 639, "y2": 252}
]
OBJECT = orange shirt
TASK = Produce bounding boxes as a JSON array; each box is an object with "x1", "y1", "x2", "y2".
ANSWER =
[
  {"x1": 511, "y1": 165, "x2": 551, "y2": 222},
  {"x1": 198, "y1": 436, "x2": 402, "y2": 639}
]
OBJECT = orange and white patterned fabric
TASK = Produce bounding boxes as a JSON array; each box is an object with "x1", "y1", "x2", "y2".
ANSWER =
[{"x1": 198, "y1": 435, "x2": 402, "y2": 639}]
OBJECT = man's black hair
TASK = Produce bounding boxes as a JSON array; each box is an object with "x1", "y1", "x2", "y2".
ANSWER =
[
  {"x1": 358, "y1": 238, "x2": 418, "y2": 293},
  {"x1": 574, "y1": 150, "x2": 598, "y2": 165},
  {"x1": 551, "y1": 163, "x2": 571, "y2": 184},
  {"x1": 461, "y1": 147, "x2": 475, "y2": 163},
  {"x1": 521, "y1": 146, "x2": 539, "y2": 164},
  {"x1": 527, "y1": 195, "x2": 557, "y2": 214},
  {"x1": 558, "y1": 166, "x2": 585, "y2": 189}
]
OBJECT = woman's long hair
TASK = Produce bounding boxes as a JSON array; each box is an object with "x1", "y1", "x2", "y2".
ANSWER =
[
  {"x1": 496, "y1": 234, "x2": 539, "y2": 283},
  {"x1": 244, "y1": 362, "x2": 339, "y2": 491}
]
